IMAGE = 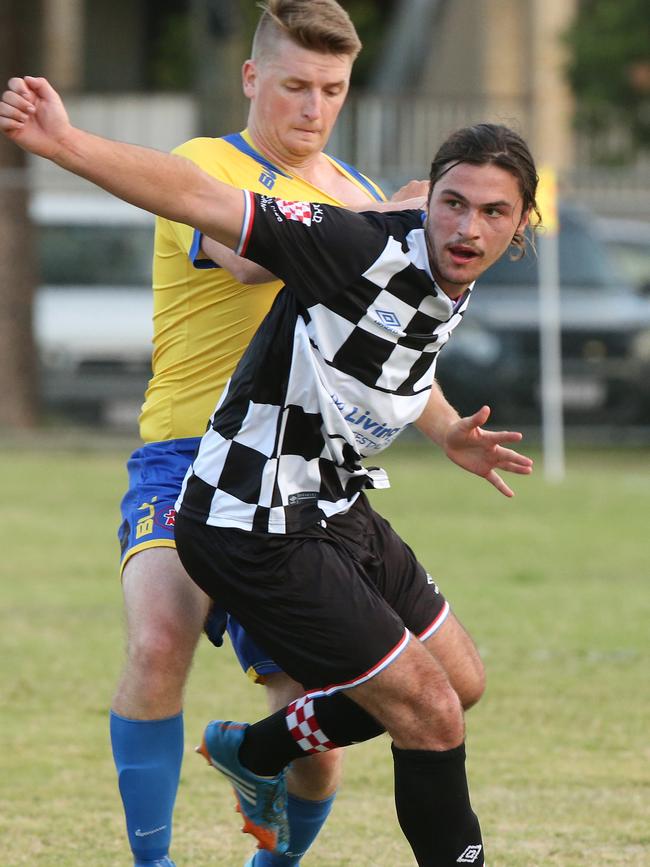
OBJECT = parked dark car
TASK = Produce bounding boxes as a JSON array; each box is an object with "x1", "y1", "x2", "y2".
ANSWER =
[
  {"x1": 595, "y1": 216, "x2": 650, "y2": 294},
  {"x1": 436, "y1": 204, "x2": 650, "y2": 425}
]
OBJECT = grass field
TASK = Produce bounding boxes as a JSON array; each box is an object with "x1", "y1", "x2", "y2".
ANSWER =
[{"x1": 1, "y1": 435, "x2": 648, "y2": 866}]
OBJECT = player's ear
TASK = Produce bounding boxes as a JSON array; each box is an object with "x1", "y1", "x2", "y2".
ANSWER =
[
  {"x1": 516, "y1": 206, "x2": 531, "y2": 236},
  {"x1": 242, "y1": 59, "x2": 257, "y2": 98}
]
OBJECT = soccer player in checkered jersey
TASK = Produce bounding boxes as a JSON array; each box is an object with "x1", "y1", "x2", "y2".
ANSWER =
[
  {"x1": 0, "y1": 5, "x2": 432, "y2": 867},
  {"x1": 2, "y1": 69, "x2": 540, "y2": 864}
]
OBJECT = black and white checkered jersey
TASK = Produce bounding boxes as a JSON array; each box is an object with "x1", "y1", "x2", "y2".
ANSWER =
[{"x1": 176, "y1": 193, "x2": 472, "y2": 534}]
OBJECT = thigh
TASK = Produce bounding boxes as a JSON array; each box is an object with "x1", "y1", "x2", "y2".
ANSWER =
[
  {"x1": 362, "y1": 503, "x2": 450, "y2": 639},
  {"x1": 344, "y1": 634, "x2": 464, "y2": 750},
  {"x1": 360, "y1": 505, "x2": 484, "y2": 708},
  {"x1": 422, "y1": 612, "x2": 485, "y2": 710},
  {"x1": 175, "y1": 513, "x2": 408, "y2": 694},
  {"x1": 122, "y1": 546, "x2": 210, "y2": 652}
]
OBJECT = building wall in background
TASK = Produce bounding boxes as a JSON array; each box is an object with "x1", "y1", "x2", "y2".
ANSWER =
[{"x1": 34, "y1": 0, "x2": 649, "y2": 218}]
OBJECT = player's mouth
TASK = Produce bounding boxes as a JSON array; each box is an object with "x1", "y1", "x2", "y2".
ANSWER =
[{"x1": 446, "y1": 244, "x2": 482, "y2": 266}]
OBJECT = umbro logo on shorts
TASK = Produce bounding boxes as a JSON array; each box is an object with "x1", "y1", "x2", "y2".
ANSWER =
[{"x1": 457, "y1": 844, "x2": 483, "y2": 862}]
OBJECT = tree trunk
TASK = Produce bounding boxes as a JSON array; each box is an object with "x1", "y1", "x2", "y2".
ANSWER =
[{"x1": 0, "y1": 1, "x2": 40, "y2": 428}]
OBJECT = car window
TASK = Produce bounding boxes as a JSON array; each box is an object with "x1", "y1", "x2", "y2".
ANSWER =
[
  {"x1": 38, "y1": 224, "x2": 154, "y2": 286},
  {"x1": 480, "y1": 210, "x2": 618, "y2": 288}
]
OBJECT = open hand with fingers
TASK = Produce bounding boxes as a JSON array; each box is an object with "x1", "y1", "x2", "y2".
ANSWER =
[{"x1": 442, "y1": 405, "x2": 534, "y2": 497}]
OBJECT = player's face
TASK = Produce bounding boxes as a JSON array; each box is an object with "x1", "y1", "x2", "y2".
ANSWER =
[
  {"x1": 425, "y1": 162, "x2": 530, "y2": 299},
  {"x1": 243, "y1": 35, "x2": 352, "y2": 163}
]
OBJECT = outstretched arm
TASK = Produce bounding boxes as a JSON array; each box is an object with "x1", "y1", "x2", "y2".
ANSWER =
[
  {"x1": 415, "y1": 383, "x2": 534, "y2": 497},
  {"x1": 0, "y1": 76, "x2": 244, "y2": 248},
  {"x1": 349, "y1": 179, "x2": 429, "y2": 214}
]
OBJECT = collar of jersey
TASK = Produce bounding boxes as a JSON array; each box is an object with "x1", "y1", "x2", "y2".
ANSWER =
[
  {"x1": 223, "y1": 130, "x2": 384, "y2": 203},
  {"x1": 222, "y1": 130, "x2": 293, "y2": 179}
]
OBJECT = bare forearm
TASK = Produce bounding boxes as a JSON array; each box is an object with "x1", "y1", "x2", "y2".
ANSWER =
[
  {"x1": 51, "y1": 127, "x2": 242, "y2": 247},
  {"x1": 201, "y1": 236, "x2": 276, "y2": 283},
  {"x1": 53, "y1": 128, "x2": 183, "y2": 219},
  {"x1": 349, "y1": 196, "x2": 425, "y2": 214},
  {"x1": 415, "y1": 381, "x2": 461, "y2": 446}
]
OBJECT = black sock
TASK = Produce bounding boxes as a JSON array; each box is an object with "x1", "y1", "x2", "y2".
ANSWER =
[
  {"x1": 392, "y1": 742, "x2": 484, "y2": 867},
  {"x1": 239, "y1": 692, "x2": 385, "y2": 776}
]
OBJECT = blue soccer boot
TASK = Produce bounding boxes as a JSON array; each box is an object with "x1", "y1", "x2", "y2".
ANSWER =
[{"x1": 197, "y1": 720, "x2": 289, "y2": 855}]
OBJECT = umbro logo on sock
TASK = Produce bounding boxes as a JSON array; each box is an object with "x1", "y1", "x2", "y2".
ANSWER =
[
  {"x1": 135, "y1": 825, "x2": 167, "y2": 837},
  {"x1": 457, "y1": 844, "x2": 483, "y2": 863}
]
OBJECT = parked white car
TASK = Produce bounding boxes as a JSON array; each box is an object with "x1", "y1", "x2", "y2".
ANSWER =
[{"x1": 31, "y1": 191, "x2": 154, "y2": 420}]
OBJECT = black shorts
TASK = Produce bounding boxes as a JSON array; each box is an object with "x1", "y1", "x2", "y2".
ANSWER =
[{"x1": 175, "y1": 494, "x2": 449, "y2": 694}]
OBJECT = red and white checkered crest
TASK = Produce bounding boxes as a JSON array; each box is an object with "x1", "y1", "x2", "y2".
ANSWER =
[{"x1": 276, "y1": 199, "x2": 313, "y2": 225}]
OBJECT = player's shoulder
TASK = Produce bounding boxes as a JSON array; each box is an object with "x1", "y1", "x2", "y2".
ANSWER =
[
  {"x1": 325, "y1": 154, "x2": 386, "y2": 202},
  {"x1": 171, "y1": 136, "x2": 234, "y2": 161}
]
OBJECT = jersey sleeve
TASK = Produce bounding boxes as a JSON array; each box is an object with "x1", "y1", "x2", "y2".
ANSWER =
[{"x1": 237, "y1": 192, "x2": 390, "y2": 306}]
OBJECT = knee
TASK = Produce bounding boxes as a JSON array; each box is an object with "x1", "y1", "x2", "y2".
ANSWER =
[
  {"x1": 422, "y1": 683, "x2": 465, "y2": 741},
  {"x1": 127, "y1": 617, "x2": 197, "y2": 678},
  {"x1": 287, "y1": 747, "x2": 344, "y2": 800},
  {"x1": 458, "y1": 658, "x2": 486, "y2": 711},
  {"x1": 392, "y1": 679, "x2": 465, "y2": 750}
]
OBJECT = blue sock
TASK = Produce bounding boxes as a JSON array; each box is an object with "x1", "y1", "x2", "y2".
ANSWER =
[
  {"x1": 110, "y1": 710, "x2": 183, "y2": 863},
  {"x1": 249, "y1": 792, "x2": 336, "y2": 866}
]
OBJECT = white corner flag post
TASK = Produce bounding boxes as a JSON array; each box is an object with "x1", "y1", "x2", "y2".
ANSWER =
[{"x1": 537, "y1": 166, "x2": 565, "y2": 482}]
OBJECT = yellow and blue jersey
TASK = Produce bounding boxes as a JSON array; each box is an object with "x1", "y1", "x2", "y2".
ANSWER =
[{"x1": 139, "y1": 129, "x2": 385, "y2": 443}]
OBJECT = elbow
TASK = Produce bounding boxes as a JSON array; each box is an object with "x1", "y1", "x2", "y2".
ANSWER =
[{"x1": 235, "y1": 262, "x2": 265, "y2": 284}]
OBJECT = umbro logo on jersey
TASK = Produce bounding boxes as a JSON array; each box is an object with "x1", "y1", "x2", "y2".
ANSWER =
[
  {"x1": 376, "y1": 308, "x2": 401, "y2": 330},
  {"x1": 457, "y1": 844, "x2": 483, "y2": 862}
]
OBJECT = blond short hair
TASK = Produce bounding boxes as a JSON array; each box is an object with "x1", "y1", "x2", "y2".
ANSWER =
[{"x1": 252, "y1": 0, "x2": 362, "y2": 62}]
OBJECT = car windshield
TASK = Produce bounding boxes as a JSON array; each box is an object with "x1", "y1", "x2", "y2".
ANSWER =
[
  {"x1": 38, "y1": 224, "x2": 154, "y2": 286},
  {"x1": 480, "y1": 209, "x2": 619, "y2": 288}
]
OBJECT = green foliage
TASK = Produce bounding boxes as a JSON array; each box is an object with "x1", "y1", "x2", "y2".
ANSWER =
[
  {"x1": 240, "y1": 0, "x2": 394, "y2": 86},
  {"x1": 145, "y1": 0, "x2": 394, "y2": 91},
  {"x1": 339, "y1": 0, "x2": 396, "y2": 86},
  {"x1": 1, "y1": 438, "x2": 649, "y2": 864},
  {"x1": 149, "y1": 12, "x2": 193, "y2": 90},
  {"x1": 565, "y1": 0, "x2": 650, "y2": 162}
]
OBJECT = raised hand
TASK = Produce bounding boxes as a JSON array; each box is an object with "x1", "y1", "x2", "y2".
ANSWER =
[
  {"x1": 0, "y1": 76, "x2": 71, "y2": 159},
  {"x1": 391, "y1": 179, "x2": 429, "y2": 201},
  {"x1": 387, "y1": 178, "x2": 429, "y2": 211},
  {"x1": 441, "y1": 405, "x2": 534, "y2": 498}
]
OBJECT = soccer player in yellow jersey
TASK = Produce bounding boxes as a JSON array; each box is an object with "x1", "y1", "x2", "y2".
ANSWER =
[{"x1": 108, "y1": 3, "x2": 432, "y2": 866}]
